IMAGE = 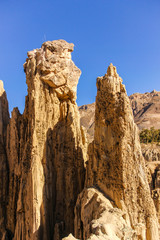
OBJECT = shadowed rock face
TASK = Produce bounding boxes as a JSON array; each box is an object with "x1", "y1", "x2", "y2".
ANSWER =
[
  {"x1": 75, "y1": 64, "x2": 159, "y2": 240},
  {"x1": 4, "y1": 40, "x2": 86, "y2": 240},
  {"x1": 0, "y1": 81, "x2": 9, "y2": 239}
]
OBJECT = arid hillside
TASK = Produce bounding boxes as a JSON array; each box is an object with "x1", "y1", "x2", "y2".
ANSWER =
[{"x1": 130, "y1": 90, "x2": 160, "y2": 129}]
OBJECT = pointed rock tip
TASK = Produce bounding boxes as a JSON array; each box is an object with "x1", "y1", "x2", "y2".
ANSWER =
[{"x1": 106, "y1": 63, "x2": 118, "y2": 77}]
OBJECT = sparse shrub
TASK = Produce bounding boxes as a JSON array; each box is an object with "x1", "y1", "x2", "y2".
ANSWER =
[{"x1": 140, "y1": 128, "x2": 160, "y2": 143}]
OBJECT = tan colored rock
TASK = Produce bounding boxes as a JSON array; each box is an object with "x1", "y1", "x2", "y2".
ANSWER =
[
  {"x1": 74, "y1": 188, "x2": 135, "y2": 240},
  {"x1": 81, "y1": 64, "x2": 159, "y2": 239},
  {"x1": 0, "y1": 80, "x2": 9, "y2": 239},
  {"x1": 5, "y1": 40, "x2": 86, "y2": 240},
  {"x1": 24, "y1": 39, "x2": 81, "y2": 102}
]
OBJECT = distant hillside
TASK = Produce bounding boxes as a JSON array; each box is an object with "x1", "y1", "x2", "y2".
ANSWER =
[
  {"x1": 130, "y1": 90, "x2": 160, "y2": 129},
  {"x1": 79, "y1": 90, "x2": 160, "y2": 142}
]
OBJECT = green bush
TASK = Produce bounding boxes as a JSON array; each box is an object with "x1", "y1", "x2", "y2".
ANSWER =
[{"x1": 140, "y1": 128, "x2": 160, "y2": 143}]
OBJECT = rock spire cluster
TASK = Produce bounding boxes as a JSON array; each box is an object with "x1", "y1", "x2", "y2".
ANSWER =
[{"x1": 0, "y1": 41, "x2": 159, "y2": 240}]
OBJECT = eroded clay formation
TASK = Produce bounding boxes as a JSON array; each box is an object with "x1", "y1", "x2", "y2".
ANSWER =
[{"x1": 0, "y1": 40, "x2": 159, "y2": 240}]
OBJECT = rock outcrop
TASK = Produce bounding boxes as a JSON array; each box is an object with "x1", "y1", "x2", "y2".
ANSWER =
[
  {"x1": 74, "y1": 187, "x2": 135, "y2": 240},
  {"x1": 4, "y1": 40, "x2": 86, "y2": 240},
  {"x1": 75, "y1": 64, "x2": 159, "y2": 239},
  {"x1": 0, "y1": 81, "x2": 9, "y2": 239}
]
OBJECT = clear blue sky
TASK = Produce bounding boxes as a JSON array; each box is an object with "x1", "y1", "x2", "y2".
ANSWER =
[{"x1": 0, "y1": 0, "x2": 160, "y2": 114}]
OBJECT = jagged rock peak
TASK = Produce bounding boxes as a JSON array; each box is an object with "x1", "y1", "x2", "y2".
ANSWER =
[
  {"x1": 106, "y1": 63, "x2": 119, "y2": 77},
  {"x1": 24, "y1": 39, "x2": 81, "y2": 101},
  {"x1": 97, "y1": 63, "x2": 125, "y2": 94}
]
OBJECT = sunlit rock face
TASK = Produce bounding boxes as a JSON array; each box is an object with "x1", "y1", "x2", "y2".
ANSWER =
[
  {"x1": 24, "y1": 39, "x2": 81, "y2": 102},
  {"x1": 74, "y1": 64, "x2": 159, "y2": 240},
  {"x1": 0, "y1": 80, "x2": 9, "y2": 239},
  {"x1": 4, "y1": 40, "x2": 86, "y2": 240}
]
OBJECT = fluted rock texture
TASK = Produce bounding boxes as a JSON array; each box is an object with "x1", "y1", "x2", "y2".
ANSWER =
[
  {"x1": 0, "y1": 41, "x2": 159, "y2": 240},
  {"x1": 0, "y1": 81, "x2": 9, "y2": 239},
  {"x1": 75, "y1": 64, "x2": 159, "y2": 239},
  {"x1": 4, "y1": 40, "x2": 86, "y2": 240}
]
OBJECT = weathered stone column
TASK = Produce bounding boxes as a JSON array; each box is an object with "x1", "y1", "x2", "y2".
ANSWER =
[
  {"x1": 6, "y1": 40, "x2": 86, "y2": 240},
  {"x1": 79, "y1": 64, "x2": 159, "y2": 240}
]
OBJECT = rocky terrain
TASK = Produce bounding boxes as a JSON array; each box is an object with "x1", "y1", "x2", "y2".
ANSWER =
[
  {"x1": 0, "y1": 40, "x2": 160, "y2": 240},
  {"x1": 79, "y1": 90, "x2": 160, "y2": 142}
]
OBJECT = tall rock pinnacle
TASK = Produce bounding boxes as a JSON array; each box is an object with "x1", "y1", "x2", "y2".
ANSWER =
[
  {"x1": 0, "y1": 80, "x2": 9, "y2": 240},
  {"x1": 4, "y1": 40, "x2": 86, "y2": 240},
  {"x1": 75, "y1": 64, "x2": 159, "y2": 240}
]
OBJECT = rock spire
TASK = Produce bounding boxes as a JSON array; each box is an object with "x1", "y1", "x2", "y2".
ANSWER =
[
  {"x1": 3, "y1": 40, "x2": 86, "y2": 240},
  {"x1": 75, "y1": 64, "x2": 159, "y2": 239},
  {"x1": 0, "y1": 81, "x2": 9, "y2": 239}
]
